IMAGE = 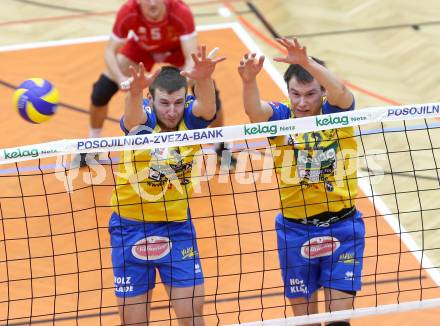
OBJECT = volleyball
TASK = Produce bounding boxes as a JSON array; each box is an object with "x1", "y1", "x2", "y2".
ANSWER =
[{"x1": 13, "y1": 78, "x2": 59, "y2": 123}]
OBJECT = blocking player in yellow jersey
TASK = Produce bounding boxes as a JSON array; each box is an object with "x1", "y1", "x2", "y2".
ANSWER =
[
  {"x1": 110, "y1": 45, "x2": 225, "y2": 326},
  {"x1": 238, "y1": 38, "x2": 365, "y2": 326}
]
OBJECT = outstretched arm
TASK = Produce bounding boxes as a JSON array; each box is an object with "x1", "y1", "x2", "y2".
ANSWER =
[
  {"x1": 238, "y1": 53, "x2": 273, "y2": 123},
  {"x1": 123, "y1": 63, "x2": 160, "y2": 131},
  {"x1": 274, "y1": 38, "x2": 353, "y2": 109},
  {"x1": 181, "y1": 45, "x2": 226, "y2": 121},
  {"x1": 104, "y1": 37, "x2": 128, "y2": 86},
  {"x1": 180, "y1": 32, "x2": 198, "y2": 72}
]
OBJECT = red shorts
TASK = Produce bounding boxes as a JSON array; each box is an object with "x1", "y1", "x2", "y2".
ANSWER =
[{"x1": 119, "y1": 40, "x2": 185, "y2": 71}]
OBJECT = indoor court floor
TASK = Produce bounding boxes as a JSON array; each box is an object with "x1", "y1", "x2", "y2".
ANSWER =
[{"x1": 1, "y1": 1, "x2": 440, "y2": 325}]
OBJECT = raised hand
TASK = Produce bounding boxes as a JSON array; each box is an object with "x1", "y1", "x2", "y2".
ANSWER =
[
  {"x1": 180, "y1": 45, "x2": 226, "y2": 81},
  {"x1": 273, "y1": 38, "x2": 309, "y2": 66},
  {"x1": 238, "y1": 53, "x2": 265, "y2": 83},
  {"x1": 121, "y1": 62, "x2": 160, "y2": 94}
]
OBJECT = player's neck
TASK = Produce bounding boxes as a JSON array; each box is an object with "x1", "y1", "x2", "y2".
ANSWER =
[{"x1": 157, "y1": 121, "x2": 178, "y2": 133}]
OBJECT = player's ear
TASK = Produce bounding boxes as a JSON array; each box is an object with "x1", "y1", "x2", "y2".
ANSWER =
[{"x1": 147, "y1": 92, "x2": 153, "y2": 101}]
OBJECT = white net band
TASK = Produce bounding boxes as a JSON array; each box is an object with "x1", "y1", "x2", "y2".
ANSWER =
[
  {"x1": 229, "y1": 298, "x2": 440, "y2": 325},
  {"x1": 1, "y1": 102, "x2": 439, "y2": 164}
]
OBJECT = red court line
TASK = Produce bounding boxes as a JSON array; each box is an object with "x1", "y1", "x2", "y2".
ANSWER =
[
  {"x1": 0, "y1": 0, "x2": 408, "y2": 108},
  {"x1": 223, "y1": 2, "x2": 405, "y2": 107},
  {"x1": 0, "y1": 10, "x2": 115, "y2": 27},
  {"x1": 221, "y1": 1, "x2": 286, "y2": 53},
  {"x1": 343, "y1": 80, "x2": 401, "y2": 106},
  {"x1": 0, "y1": 0, "x2": 244, "y2": 27}
]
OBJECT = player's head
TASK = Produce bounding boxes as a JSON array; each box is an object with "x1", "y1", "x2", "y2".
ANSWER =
[
  {"x1": 137, "y1": 0, "x2": 166, "y2": 22},
  {"x1": 284, "y1": 57, "x2": 326, "y2": 118},
  {"x1": 149, "y1": 66, "x2": 188, "y2": 130}
]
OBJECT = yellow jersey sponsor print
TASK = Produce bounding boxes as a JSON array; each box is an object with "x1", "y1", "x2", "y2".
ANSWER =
[
  {"x1": 269, "y1": 101, "x2": 358, "y2": 219},
  {"x1": 111, "y1": 99, "x2": 207, "y2": 222}
]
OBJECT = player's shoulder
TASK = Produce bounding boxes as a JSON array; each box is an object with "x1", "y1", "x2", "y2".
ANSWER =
[
  {"x1": 267, "y1": 100, "x2": 291, "y2": 121},
  {"x1": 142, "y1": 99, "x2": 156, "y2": 120},
  {"x1": 184, "y1": 95, "x2": 196, "y2": 108},
  {"x1": 268, "y1": 100, "x2": 290, "y2": 110},
  {"x1": 322, "y1": 96, "x2": 355, "y2": 114}
]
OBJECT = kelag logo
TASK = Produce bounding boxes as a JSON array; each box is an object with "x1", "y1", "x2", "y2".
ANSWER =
[
  {"x1": 316, "y1": 115, "x2": 349, "y2": 127},
  {"x1": 244, "y1": 124, "x2": 278, "y2": 135},
  {"x1": 4, "y1": 148, "x2": 39, "y2": 159}
]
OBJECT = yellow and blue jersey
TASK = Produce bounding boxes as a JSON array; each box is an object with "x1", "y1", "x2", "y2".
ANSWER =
[
  {"x1": 268, "y1": 99, "x2": 358, "y2": 219},
  {"x1": 111, "y1": 96, "x2": 212, "y2": 222}
]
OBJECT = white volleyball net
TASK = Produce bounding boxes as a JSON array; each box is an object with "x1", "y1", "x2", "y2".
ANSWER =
[{"x1": 1, "y1": 102, "x2": 440, "y2": 325}]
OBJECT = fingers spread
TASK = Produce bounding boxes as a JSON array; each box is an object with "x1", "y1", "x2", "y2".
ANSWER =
[
  {"x1": 273, "y1": 57, "x2": 288, "y2": 63},
  {"x1": 207, "y1": 47, "x2": 219, "y2": 59},
  {"x1": 213, "y1": 56, "x2": 226, "y2": 64},
  {"x1": 191, "y1": 53, "x2": 198, "y2": 64},
  {"x1": 128, "y1": 65, "x2": 136, "y2": 76},
  {"x1": 150, "y1": 68, "x2": 161, "y2": 80},
  {"x1": 138, "y1": 62, "x2": 145, "y2": 75}
]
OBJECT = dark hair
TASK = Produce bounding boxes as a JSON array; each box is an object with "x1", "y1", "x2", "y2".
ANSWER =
[
  {"x1": 149, "y1": 66, "x2": 187, "y2": 98},
  {"x1": 283, "y1": 56, "x2": 326, "y2": 86}
]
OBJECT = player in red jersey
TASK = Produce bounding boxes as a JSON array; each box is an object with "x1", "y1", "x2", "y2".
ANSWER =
[{"x1": 80, "y1": 0, "x2": 235, "y2": 168}]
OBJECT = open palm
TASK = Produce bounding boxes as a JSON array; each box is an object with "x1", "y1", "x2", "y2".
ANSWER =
[
  {"x1": 238, "y1": 53, "x2": 265, "y2": 83},
  {"x1": 181, "y1": 45, "x2": 226, "y2": 81},
  {"x1": 127, "y1": 63, "x2": 160, "y2": 94},
  {"x1": 273, "y1": 38, "x2": 309, "y2": 66}
]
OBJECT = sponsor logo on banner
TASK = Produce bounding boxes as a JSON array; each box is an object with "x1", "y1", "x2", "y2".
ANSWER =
[
  {"x1": 244, "y1": 123, "x2": 278, "y2": 136},
  {"x1": 132, "y1": 236, "x2": 172, "y2": 260},
  {"x1": 3, "y1": 148, "x2": 40, "y2": 159},
  {"x1": 301, "y1": 236, "x2": 340, "y2": 259},
  {"x1": 387, "y1": 105, "x2": 440, "y2": 117},
  {"x1": 315, "y1": 115, "x2": 349, "y2": 127},
  {"x1": 77, "y1": 137, "x2": 150, "y2": 150},
  {"x1": 350, "y1": 115, "x2": 367, "y2": 122},
  {"x1": 193, "y1": 129, "x2": 223, "y2": 140},
  {"x1": 76, "y1": 129, "x2": 225, "y2": 151},
  {"x1": 279, "y1": 125, "x2": 296, "y2": 132}
]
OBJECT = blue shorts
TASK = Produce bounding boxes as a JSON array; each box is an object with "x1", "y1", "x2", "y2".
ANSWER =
[
  {"x1": 276, "y1": 210, "x2": 365, "y2": 298},
  {"x1": 109, "y1": 211, "x2": 204, "y2": 297}
]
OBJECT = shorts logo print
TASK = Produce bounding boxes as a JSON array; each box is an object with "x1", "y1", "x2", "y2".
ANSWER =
[
  {"x1": 132, "y1": 236, "x2": 172, "y2": 260},
  {"x1": 289, "y1": 278, "x2": 309, "y2": 294},
  {"x1": 301, "y1": 236, "x2": 340, "y2": 259},
  {"x1": 338, "y1": 252, "x2": 359, "y2": 265},
  {"x1": 345, "y1": 271, "x2": 355, "y2": 281},
  {"x1": 181, "y1": 246, "x2": 198, "y2": 259}
]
